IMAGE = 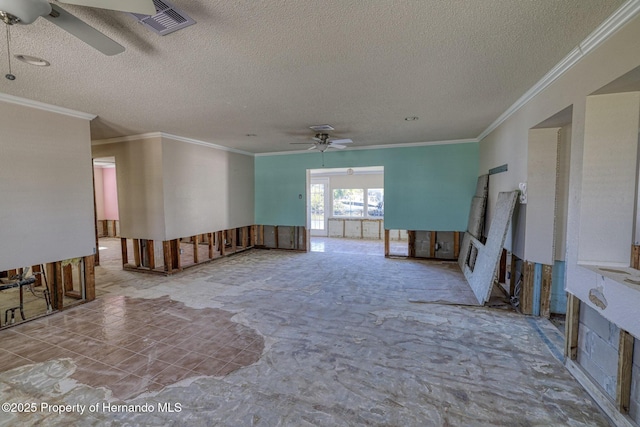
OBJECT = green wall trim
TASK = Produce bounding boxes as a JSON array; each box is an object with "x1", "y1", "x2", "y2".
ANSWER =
[{"x1": 255, "y1": 143, "x2": 479, "y2": 230}]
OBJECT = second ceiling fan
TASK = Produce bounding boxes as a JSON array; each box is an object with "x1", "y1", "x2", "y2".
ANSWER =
[{"x1": 292, "y1": 133, "x2": 353, "y2": 152}]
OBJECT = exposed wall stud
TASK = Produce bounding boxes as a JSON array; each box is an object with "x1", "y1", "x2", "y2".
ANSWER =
[
  {"x1": 565, "y1": 294, "x2": 580, "y2": 360},
  {"x1": 616, "y1": 329, "x2": 634, "y2": 413}
]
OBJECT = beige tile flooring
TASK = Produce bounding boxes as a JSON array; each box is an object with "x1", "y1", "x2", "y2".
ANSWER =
[{"x1": 0, "y1": 295, "x2": 263, "y2": 400}]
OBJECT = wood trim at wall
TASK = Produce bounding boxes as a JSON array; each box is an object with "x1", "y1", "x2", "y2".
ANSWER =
[
  {"x1": 84, "y1": 255, "x2": 95, "y2": 301},
  {"x1": 408, "y1": 231, "x2": 416, "y2": 258},
  {"x1": 429, "y1": 231, "x2": 436, "y2": 258},
  {"x1": 384, "y1": 229, "x2": 390, "y2": 257},
  {"x1": 521, "y1": 261, "x2": 535, "y2": 315},
  {"x1": 147, "y1": 240, "x2": 155, "y2": 270},
  {"x1": 121, "y1": 238, "x2": 128, "y2": 267},
  {"x1": 193, "y1": 235, "x2": 200, "y2": 264},
  {"x1": 632, "y1": 244, "x2": 640, "y2": 269},
  {"x1": 565, "y1": 293, "x2": 581, "y2": 360},
  {"x1": 540, "y1": 264, "x2": 553, "y2": 319},
  {"x1": 133, "y1": 239, "x2": 141, "y2": 267},
  {"x1": 617, "y1": 329, "x2": 634, "y2": 413},
  {"x1": 53, "y1": 261, "x2": 63, "y2": 311}
]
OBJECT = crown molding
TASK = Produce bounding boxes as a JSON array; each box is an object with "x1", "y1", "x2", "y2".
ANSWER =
[
  {"x1": 92, "y1": 132, "x2": 254, "y2": 156},
  {"x1": 0, "y1": 92, "x2": 96, "y2": 120},
  {"x1": 254, "y1": 138, "x2": 478, "y2": 157},
  {"x1": 160, "y1": 133, "x2": 254, "y2": 156},
  {"x1": 478, "y1": 0, "x2": 640, "y2": 141},
  {"x1": 91, "y1": 132, "x2": 162, "y2": 145}
]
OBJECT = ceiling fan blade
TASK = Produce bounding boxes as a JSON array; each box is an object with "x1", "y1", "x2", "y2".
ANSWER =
[
  {"x1": 330, "y1": 144, "x2": 347, "y2": 149},
  {"x1": 307, "y1": 145, "x2": 318, "y2": 151},
  {"x1": 329, "y1": 138, "x2": 353, "y2": 144},
  {"x1": 290, "y1": 142, "x2": 315, "y2": 145},
  {"x1": 44, "y1": 4, "x2": 125, "y2": 55},
  {"x1": 58, "y1": 0, "x2": 157, "y2": 16}
]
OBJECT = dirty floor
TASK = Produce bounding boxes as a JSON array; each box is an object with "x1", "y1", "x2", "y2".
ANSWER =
[{"x1": 0, "y1": 238, "x2": 610, "y2": 426}]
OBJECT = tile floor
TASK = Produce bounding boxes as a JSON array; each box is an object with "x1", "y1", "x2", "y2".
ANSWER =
[
  {"x1": 0, "y1": 296, "x2": 263, "y2": 401},
  {"x1": 0, "y1": 237, "x2": 611, "y2": 426}
]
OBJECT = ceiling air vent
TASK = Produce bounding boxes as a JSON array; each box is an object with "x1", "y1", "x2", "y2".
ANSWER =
[
  {"x1": 130, "y1": 0, "x2": 195, "y2": 36},
  {"x1": 309, "y1": 124, "x2": 334, "y2": 132}
]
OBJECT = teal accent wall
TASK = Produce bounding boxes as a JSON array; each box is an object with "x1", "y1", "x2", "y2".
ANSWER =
[{"x1": 255, "y1": 143, "x2": 479, "y2": 230}]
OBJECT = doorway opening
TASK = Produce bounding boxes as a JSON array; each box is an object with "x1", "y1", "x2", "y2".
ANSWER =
[
  {"x1": 93, "y1": 157, "x2": 120, "y2": 266},
  {"x1": 307, "y1": 166, "x2": 384, "y2": 254}
]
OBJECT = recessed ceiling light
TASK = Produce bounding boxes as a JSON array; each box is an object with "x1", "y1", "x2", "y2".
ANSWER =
[
  {"x1": 14, "y1": 54, "x2": 50, "y2": 66},
  {"x1": 404, "y1": 116, "x2": 419, "y2": 121}
]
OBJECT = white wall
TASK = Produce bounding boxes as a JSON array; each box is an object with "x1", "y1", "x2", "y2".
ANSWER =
[
  {"x1": 479, "y1": 14, "x2": 640, "y2": 337},
  {"x1": 555, "y1": 124, "x2": 571, "y2": 261},
  {"x1": 578, "y1": 92, "x2": 640, "y2": 265},
  {"x1": 0, "y1": 102, "x2": 95, "y2": 270},
  {"x1": 524, "y1": 127, "x2": 559, "y2": 265}
]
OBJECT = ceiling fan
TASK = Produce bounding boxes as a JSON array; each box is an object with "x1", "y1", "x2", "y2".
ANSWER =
[
  {"x1": 0, "y1": 0, "x2": 157, "y2": 55},
  {"x1": 291, "y1": 133, "x2": 353, "y2": 152}
]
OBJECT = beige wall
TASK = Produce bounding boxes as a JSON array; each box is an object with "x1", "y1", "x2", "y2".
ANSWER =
[
  {"x1": 479, "y1": 15, "x2": 640, "y2": 336},
  {"x1": 0, "y1": 102, "x2": 95, "y2": 270},
  {"x1": 162, "y1": 137, "x2": 255, "y2": 240},
  {"x1": 94, "y1": 166, "x2": 105, "y2": 220},
  {"x1": 92, "y1": 135, "x2": 255, "y2": 241},
  {"x1": 92, "y1": 137, "x2": 166, "y2": 241}
]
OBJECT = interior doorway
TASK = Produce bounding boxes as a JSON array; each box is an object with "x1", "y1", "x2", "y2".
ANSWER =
[
  {"x1": 93, "y1": 157, "x2": 120, "y2": 263},
  {"x1": 307, "y1": 166, "x2": 384, "y2": 254}
]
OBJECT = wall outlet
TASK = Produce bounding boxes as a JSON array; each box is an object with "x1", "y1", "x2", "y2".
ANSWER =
[{"x1": 519, "y1": 182, "x2": 527, "y2": 204}]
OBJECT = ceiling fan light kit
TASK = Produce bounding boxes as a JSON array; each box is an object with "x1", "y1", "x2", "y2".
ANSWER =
[
  {"x1": 0, "y1": 0, "x2": 51, "y2": 25},
  {"x1": 0, "y1": 0, "x2": 157, "y2": 57},
  {"x1": 290, "y1": 131, "x2": 353, "y2": 152}
]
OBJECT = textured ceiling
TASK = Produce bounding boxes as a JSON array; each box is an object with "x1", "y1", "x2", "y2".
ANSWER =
[{"x1": 0, "y1": 0, "x2": 625, "y2": 153}]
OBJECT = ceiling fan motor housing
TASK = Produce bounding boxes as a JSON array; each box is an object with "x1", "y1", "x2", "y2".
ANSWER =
[{"x1": 0, "y1": 0, "x2": 52, "y2": 25}]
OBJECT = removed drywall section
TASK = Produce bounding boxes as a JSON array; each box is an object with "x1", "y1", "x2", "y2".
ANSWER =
[
  {"x1": 462, "y1": 191, "x2": 518, "y2": 305},
  {"x1": 577, "y1": 302, "x2": 620, "y2": 399},
  {"x1": 0, "y1": 101, "x2": 95, "y2": 271}
]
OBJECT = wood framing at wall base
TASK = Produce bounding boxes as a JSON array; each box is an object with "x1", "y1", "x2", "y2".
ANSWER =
[
  {"x1": 460, "y1": 191, "x2": 519, "y2": 305},
  {"x1": 256, "y1": 225, "x2": 307, "y2": 251},
  {"x1": 120, "y1": 226, "x2": 256, "y2": 276}
]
